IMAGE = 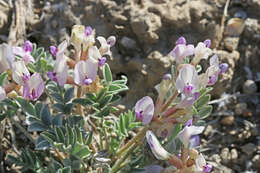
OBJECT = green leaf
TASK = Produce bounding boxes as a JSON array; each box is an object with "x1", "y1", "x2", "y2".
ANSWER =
[
  {"x1": 64, "y1": 103, "x2": 74, "y2": 114},
  {"x1": 120, "y1": 114, "x2": 126, "y2": 135},
  {"x1": 53, "y1": 103, "x2": 65, "y2": 112},
  {"x1": 0, "y1": 72, "x2": 7, "y2": 86},
  {"x1": 28, "y1": 122, "x2": 47, "y2": 132},
  {"x1": 57, "y1": 167, "x2": 71, "y2": 173},
  {"x1": 94, "y1": 106, "x2": 111, "y2": 118},
  {"x1": 51, "y1": 93, "x2": 64, "y2": 103},
  {"x1": 96, "y1": 88, "x2": 107, "y2": 101},
  {"x1": 52, "y1": 114, "x2": 63, "y2": 126},
  {"x1": 196, "y1": 94, "x2": 211, "y2": 109},
  {"x1": 198, "y1": 105, "x2": 213, "y2": 119},
  {"x1": 110, "y1": 95, "x2": 121, "y2": 103},
  {"x1": 72, "y1": 98, "x2": 94, "y2": 106},
  {"x1": 16, "y1": 97, "x2": 36, "y2": 116},
  {"x1": 99, "y1": 94, "x2": 113, "y2": 108},
  {"x1": 103, "y1": 63, "x2": 112, "y2": 82},
  {"x1": 35, "y1": 136, "x2": 51, "y2": 150},
  {"x1": 85, "y1": 131, "x2": 93, "y2": 146},
  {"x1": 74, "y1": 146, "x2": 91, "y2": 159},
  {"x1": 40, "y1": 104, "x2": 52, "y2": 126},
  {"x1": 64, "y1": 87, "x2": 74, "y2": 103},
  {"x1": 55, "y1": 126, "x2": 65, "y2": 143}
]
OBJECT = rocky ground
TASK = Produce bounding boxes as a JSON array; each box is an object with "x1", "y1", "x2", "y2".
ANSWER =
[{"x1": 0, "y1": 0, "x2": 260, "y2": 172}]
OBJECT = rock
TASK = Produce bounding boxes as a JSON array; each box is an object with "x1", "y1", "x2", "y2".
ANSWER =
[
  {"x1": 224, "y1": 18, "x2": 245, "y2": 37},
  {"x1": 235, "y1": 103, "x2": 247, "y2": 115},
  {"x1": 241, "y1": 143, "x2": 256, "y2": 155},
  {"x1": 243, "y1": 80, "x2": 257, "y2": 94},
  {"x1": 224, "y1": 37, "x2": 240, "y2": 51},
  {"x1": 120, "y1": 36, "x2": 137, "y2": 50},
  {"x1": 230, "y1": 149, "x2": 238, "y2": 161},
  {"x1": 244, "y1": 18, "x2": 260, "y2": 39},
  {"x1": 204, "y1": 125, "x2": 213, "y2": 137},
  {"x1": 221, "y1": 148, "x2": 231, "y2": 164},
  {"x1": 252, "y1": 154, "x2": 260, "y2": 170},
  {"x1": 221, "y1": 116, "x2": 234, "y2": 126}
]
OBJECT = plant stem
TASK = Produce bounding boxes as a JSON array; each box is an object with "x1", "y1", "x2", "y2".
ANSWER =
[
  {"x1": 111, "y1": 143, "x2": 136, "y2": 173},
  {"x1": 161, "y1": 91, "x2": 178, "y2": 113},
  {"x1": 115, "y1": 126, "x2": 148, "y2": 158},
  {"x1": 9, "y1": 116, "x2": 35, "y2": 144}
]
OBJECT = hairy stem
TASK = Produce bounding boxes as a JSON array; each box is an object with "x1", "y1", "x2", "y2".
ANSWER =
[
  {"x1": 9, "y1": 116, "x2": 35, "y2": 144},
  {"x1": 111, "y1": 144, "x2": 136, "y2": 173},
  {"x1": 115, "y1": 126, "x2": 148, "y2": 158},
  {"x1": 161, "y1": 91, "x2": 178, "y2": 113}
]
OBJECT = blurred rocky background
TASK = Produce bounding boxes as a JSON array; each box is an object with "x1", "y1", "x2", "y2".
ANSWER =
[{"x1": 0, "y1": 0, "x2": 260, "y2": 172}]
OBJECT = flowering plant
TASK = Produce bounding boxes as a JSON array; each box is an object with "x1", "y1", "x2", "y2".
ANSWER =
[{"x1": 0, "y1": 27, "x2": 228, "y2": 173}]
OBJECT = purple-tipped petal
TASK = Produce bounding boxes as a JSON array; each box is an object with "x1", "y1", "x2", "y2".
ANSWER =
[
  {"x1": 85, "y1": 26, "x2": 93, "y2": 36},
  {"x1": 47, "y1": 71, "x2": 58, "y2": 82},
  {"x1": 146, "y1": 130, "x2": 171, "y2": 160},
  {"x1": 23, "y1": 40, "x2": 33, "y2": 52},
  {"x1": 177, "y1": 125, "x2": 204, "y2": 148},
  {"x1": 107, "y1": 36, "x2": 116, "y2": 47},
  {"x1": 83, "y1": 78, "x2": 93, "y2": 85},
  {"x1": 163, "y1": 73, "x2": 172, "y2": 80},
  {"x1": 219, "y1": 63, "x2": 229, "y2": 74},
  {"x1": 74, "y1": 58, "x2": 98, "y2": 86},
  {"x1": 23, "y1": 73, "x2": 44, "y2": 100},
  {"x1": 203, "y1": 39, "x2": 211, "y2": 48},
  {"x1": 98, "y1": 57, "x2": 106, "y2": 67},
  {"x1": 0, "y1": 86, "x2": 6, "y2": 101},
  {"x1": 189, "y1": 135, "x2": 200, "y2": 148},
  {"x1": 176, "y1": 36, "x2": 186, "y2": 45},
  {"x1": 12, "y1": 61, "x2": 30, "y2": 85},
  {"x1": 50, "y1": 46, "x2": 58, "y2": 57},
  {"x1": 135, "y1": 96, "x2": 154, "y2": 125},
  {"x1": 184, "y1": 119, "x2": 193, "y2": 127},
  {"x1": 208, "y1": 74, "x2": 218, "y2": 86},
  {"x1": 203, "y1": 164, "x2": 213, "y2": 173}
]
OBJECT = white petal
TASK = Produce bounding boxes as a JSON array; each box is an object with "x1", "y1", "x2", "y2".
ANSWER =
[
  {"x1": 0, "y1": 86, "x2": 6, "y2": 101},
  {"x1": 12, "y1": 61, "x2": 30, "y2": 85}
]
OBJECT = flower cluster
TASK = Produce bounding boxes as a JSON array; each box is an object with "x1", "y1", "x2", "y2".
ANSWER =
[
  {"x1": 0, "y1": 25, "x2": 116, "y2": 102},
  {"x1": 134, "y1": 37, "x2": 228, "y2": 172}
]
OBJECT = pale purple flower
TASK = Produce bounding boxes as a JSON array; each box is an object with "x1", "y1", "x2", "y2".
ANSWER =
[
  {"x1": 176, "y1": 64, "x2": 199, "y2": 97},
  {"x1": 0, "y1": 43, "x2": 14, "y2": 73},
  {"x1": 23, "y1": 40, "x2": 33, "y2": 52},
  {"x1": 97, "y1": 36, "x2": 116, "y2": 57},
  {"x1": 47, "y1": 57, "x2": 68, "y2": 86},
  {"x1": 163, "y1": 73, "x2": 172, "y2": 80},
  {"x1": 177, "y1": 125, "x2": 204, "y2": 148},
  {"x1": 50, "y1": 40, "x2": 68, "y2": 58},
  {"x1": 219, "y1": 63, "x2": 229, "y2": 74},
  {"x1": 12, "y1": 47, "x2": 34, "y2": 65},
  {"x1": 85, "y1": 26, "x2": 93, "y2": 36},
  {"x1": 146, "y1": 130, "x2": 171, "y2": 160},
  {"x1": 169, "y1": 44, "x2": 194, "y2": 64},
  {"x1": 176, "y1": 36, "x2": 187, "y2": 45},
  {"x1": 135, "y1": 96, "x2": 154, "y2": 125},
  {"x1": 203, "y1": 39, "x2": 211, "y2": 48},
  {"x1": 0, "y1": 86, "x2": 6, "y2": 101},
  {"x1": 206, "y1": 55, "x2": 220, "y2": 86},
  {"x1": 23, "y1": 73, "x2": 44, "y2": 100},
  {"x1": 184, "y1": 119, "x2": 193, "y2": 126},
  {"x1": 74, "y1": 58, "x2": 98, "y2": 86},
  {"x1": 88, "y1": 46, "x2": 106, "y2": 67},
  {"x1": 195, "y1": 154, "x2": 212, "y2": 173},
  {"x1": 141, "y1": 165, "x2": 164, "y2": 173},
  {"x1": 12, "y1": 61, "x2": 30, "y2": 85},
  {"x1": 192, "y1": 42, "x2": 212, "y2": 65},
  {"x1": 177, "y1": 95, "x2": 196, "y2": 108}
]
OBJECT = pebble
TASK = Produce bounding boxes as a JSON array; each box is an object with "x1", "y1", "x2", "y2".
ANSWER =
[
  {"x1": 241, "y1": 143, "x2": 256, "y2": 155},
  {"x1": 231, "y1": 148, "x2": 238, "y2": 161},
  {"x1": 243, "y1": 80, "x2": 257, "y2": 94},
  {"x1": 252, "y1": 155, "x2": 260, "y2": 169},
  {"x1": 224, "y1": 18, "x2": 245, "y2": 37},
  {"x1": 235, "y1": 102, "x2": 247, "y2": 115},
  {"x1": 221, "y1": 148, "x2": 231, "y2": 164},
  {"x1": 221, "y1": 116, "x2": 234, "y2": 126},
  {"x1": 120, "y1": 36, "x2": 137, "y2": 50},
  {"x1": 224, "y1": 37, "x2": 239, "y2": 51}
]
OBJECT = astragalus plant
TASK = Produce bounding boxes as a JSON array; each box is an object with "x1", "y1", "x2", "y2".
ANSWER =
[{"x1": 0, "y1": 26, "x2": 228, "y2": 173}]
